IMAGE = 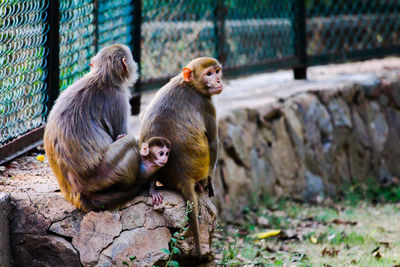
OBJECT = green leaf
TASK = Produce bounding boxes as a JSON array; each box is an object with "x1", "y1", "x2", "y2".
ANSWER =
[
  {"x1": 172, "y1": 247, "x2": 180, "y2": 254},
  {"x1": 167, "y1": 260, "x2": 180, "y2": 267},
  {"x1": 173, "y1": 232, "x2": 180, "y2": 237},
  {"x1": 160, "y1": 248, "x2": 170, "y2": 254},
  {"x1": 122, "y1": 261, "x2": 128, "y2": 266},
  {"x1": 171, "y1": 237, "x2": 177, "y2": 243},
  {"x1": 129, "y1": 256, "x2": 137, "y2": 261}
]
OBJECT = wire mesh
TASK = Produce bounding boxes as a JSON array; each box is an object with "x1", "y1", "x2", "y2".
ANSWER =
[
  {"x1": 141, "y1": 0, "x2": 216, "y2": 81},
  {"x1": 0, "y1": 0, "x2": 48, "y2": 145},
  {"x1": 97, "y1": 0, "x2": 134, "y2": 50},
  {"x1": 307, "y1": 0, "x2": 400, "y2": 62},
  {"x1": 59, "y1": 0, "x2": 96, "y2": 91},
  {"x1": 224, "y1": 0, "x2": 296, "y2": 69},
  {"x1": 2, "y1": 0, "x2": 400, "y2": 150}
]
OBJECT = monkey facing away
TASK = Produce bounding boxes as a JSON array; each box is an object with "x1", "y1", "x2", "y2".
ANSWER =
[
  {"x1": 44, "y1": 44, "x2": 169, "y2": 211},
  {"x1": 139, "y1": 57, "x2": 223, "y2": 257}
]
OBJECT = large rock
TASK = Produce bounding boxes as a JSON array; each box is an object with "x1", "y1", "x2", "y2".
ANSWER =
[
  {"x1": 9, "y1": 190, "x2": 217, "y2": 266},
  {"x1": 0, "y1": 193, "x2": 11, "y2": 267}
]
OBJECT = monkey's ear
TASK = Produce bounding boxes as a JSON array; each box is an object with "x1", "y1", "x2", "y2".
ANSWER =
[
  {"x1": 140, "y1": 143, "x2": 149, "y2": 156},
  {"x1": 122, "y1": 57, "x2": 128, "y2": 73},
  {"x1": 182, "y1": 67, "x2": 193, "y2": 82}
]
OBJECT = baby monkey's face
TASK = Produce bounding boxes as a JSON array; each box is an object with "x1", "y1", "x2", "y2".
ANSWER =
[{"x1": 150, "y1": 145, "x2": 170, "y2": 167}]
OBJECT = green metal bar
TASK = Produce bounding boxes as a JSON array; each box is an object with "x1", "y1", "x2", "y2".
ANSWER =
[
  {"x1": 130, "y1": 0, "x2": 142, "y2": 115},
  {"x1": 46, "y1": 0, "x2": 60, "y2": 114},
  {"x1": 293, "y1": 0, "x2": 307, "y2": 79}
]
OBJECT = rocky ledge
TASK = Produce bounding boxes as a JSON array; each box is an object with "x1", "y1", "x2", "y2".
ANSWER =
[{"x1": 7, "y1": 190, "x2": 216, "y2": 267}]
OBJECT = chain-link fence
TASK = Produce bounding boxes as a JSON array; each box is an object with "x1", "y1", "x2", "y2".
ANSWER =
[{"x1": 1, "y1": 0, "x2": 400, "y2": 163}]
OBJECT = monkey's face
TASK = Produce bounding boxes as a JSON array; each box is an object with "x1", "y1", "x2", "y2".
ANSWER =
[
  {"x1": 201, "y1": 65, "x2": 223, "y2": 96},
  {"x1": 150, "y1": 145, "x2": 170, "y2": 167}
]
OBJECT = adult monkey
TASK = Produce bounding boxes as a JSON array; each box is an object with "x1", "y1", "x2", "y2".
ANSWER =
[
  {"x1": 44, "y1": 44, "x2": 168, "y2": 211},
  {"x1": 139, "y1": 57, "x2": 223, "y2": 257}
]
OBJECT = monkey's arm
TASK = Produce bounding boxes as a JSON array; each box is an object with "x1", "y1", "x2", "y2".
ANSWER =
[{"x1": 149, "y1": 177, "x2": 163, "y2": 205}]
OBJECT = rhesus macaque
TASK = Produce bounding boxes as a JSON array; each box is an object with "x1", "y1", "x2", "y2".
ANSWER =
[
  {"x1": 138, "y1": 136, "x2": 170, "y2": 205},
  {"x1": 44, "y1": 44, "x2": 169, "y2": 211},
  {"x1": 139, "y1": 57, "x2": 223, "y2": 257}
]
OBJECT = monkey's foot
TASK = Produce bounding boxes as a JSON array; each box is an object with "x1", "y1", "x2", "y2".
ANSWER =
[
  {"x1": 195, "y1": 182, "x2": 204, "y2": 193},
  {"x1": 150, "y1": 189, "x2": 163, "y2": 206}
]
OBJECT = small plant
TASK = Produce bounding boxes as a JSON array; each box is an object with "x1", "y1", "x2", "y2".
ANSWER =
[
  {"x1": 122, "y1": 255, "x2": 137, "y2": 266},
  {"x1": 161, "y1": 201, "x2": 194, "y2": 267}
]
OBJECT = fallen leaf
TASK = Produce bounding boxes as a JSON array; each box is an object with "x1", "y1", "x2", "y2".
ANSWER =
[
  {"x1": 331, "y1": 219, "x2": 357, "y2": 225},
  {"x1": 351, "y1": 259, "x2": 358, "y2": 264},
  {"x1": 36, "y1": 155, "x2": 45, "y2": 162},
  {"x1": 373, "y1": 251, "x2": 383, "y2": 259},
  {"x1": 322, "y1": 247, "x2": 340, "y2": 257},
  {"x1": 310, "y1": 236, "x2": 318, "y2": 244},
  {"x1": 252, "y1": 229, "x2": 281, "y2": 240}
]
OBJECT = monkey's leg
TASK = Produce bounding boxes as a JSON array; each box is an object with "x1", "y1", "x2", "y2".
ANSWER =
[
  {"x1": 181, "y1": 179, "x2": 202, "y2": 257},
  {"x1": 80, "y1": 183, "x2": 145, "y2": 211}
]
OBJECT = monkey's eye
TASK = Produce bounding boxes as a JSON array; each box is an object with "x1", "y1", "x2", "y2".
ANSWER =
[
  {"x1": 206, "y1": 71, "x2": 212, "y2": 76},
  {"x1": 165, "y1": 152, "x2": 169, "y2": 156},
  {"x1": 159, "y1": 152, "x2": 164, "y2": 156},
  {"x1": 216, "y1": 69, "x2": 220, "y2": 74}
]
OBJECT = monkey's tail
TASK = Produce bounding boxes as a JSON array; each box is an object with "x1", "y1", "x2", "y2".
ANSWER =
[{"x1": 181, "y1": 181, "x2": 202, "y2": 258}]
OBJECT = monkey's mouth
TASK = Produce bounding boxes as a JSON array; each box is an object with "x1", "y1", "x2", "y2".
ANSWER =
[
  {"x1": 209, "y1": 87, "x2": 223, "y2": 95},
  {"x1": 156, "y1": 162, "x2": 166, "y2": 167}
]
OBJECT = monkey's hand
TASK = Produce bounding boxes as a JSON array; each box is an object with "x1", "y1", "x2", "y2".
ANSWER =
[
  {"x1": 196, "y1": 182, "x2": 204, "y2": 193},
  {"x1": 149, "y1": 185, "x2": 163, "y2": 206}
]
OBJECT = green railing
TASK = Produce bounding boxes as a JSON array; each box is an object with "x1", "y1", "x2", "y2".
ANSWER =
[{"x1": 1, "y1": 0, "x2": 400, "y2": 163}]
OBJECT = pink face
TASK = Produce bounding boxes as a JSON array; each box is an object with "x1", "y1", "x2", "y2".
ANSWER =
[
  {"x1": 150, "y1": 146, "x2": 169, "y2": 167},
  {"x1": 202, "y1": 66, "x2": 223, "y2": 96}
]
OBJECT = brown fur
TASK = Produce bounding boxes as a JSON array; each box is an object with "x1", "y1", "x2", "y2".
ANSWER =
[
  {"x1": 139, "y1": 57, "x2": 222, "y2": 257},
  {"x1": 44, "y1": 44, "x2": 148, "y2": 211}
]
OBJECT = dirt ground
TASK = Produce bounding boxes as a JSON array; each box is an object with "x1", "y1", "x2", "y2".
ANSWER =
[{"x1": 0, "y1": 152, "x2": 58, "y2": 195}]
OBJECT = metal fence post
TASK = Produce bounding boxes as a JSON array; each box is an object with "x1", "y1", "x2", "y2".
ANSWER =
[
  {"x1": 130, "y1": 0, "x2": 142, "y2": 115},
  {"x1": 93, "y1": 0, "x2": 99, "y2": 53},
  {"x1": 214, "y1": 0, "x2": 227, "y2": 64},
  {"x1": 293, "y1": 0, "x2": 307, "y2": 79},
  {"x1": 46, "y1": 0, "x2": 60, "y2": 113}
]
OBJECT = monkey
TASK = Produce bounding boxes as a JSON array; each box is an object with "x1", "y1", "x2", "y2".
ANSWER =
[
  {"x1": 44, "y1": 44, "x2": 169, "y2": 211},
  {"x1": 139, "y1": 57, "x2": 223, "y2": 257},
  {"x1": 137, "y1": 136, "x2": 171, "y2": 205}
]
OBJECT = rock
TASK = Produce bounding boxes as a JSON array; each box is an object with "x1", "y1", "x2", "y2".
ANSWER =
[
  {"x1": 0, "y1": 193, "x2": 11, "y2": 267},
  {"x1": 366, "y1": 102, "x2": 389, "y2": 152},
  {"x1": 327, "y1": 98, "x2": 352, "y2": 128},
  {"x1": 10, "y1": 194, "x2": 51, "y2": 235},
  {"x1": 98, "y1": 227, "x2": 170, "y2": 267},
  {"x1": 49, "y1": 212, "x2": 85, "y2": 238},
  {"x1": 302, "y1": 171, "x2": 325, "y2": 202},
  {"x1": 72, "y1": 211, "x2": 122, "y2": 266},
  {"x1": 9, "y1": 189, "x2": 217, "y2": 266},
  {"x1": 11, "y1": 234, "x2": 80, "y2": 267}
]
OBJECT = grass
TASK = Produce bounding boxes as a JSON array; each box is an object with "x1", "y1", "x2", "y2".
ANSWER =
[{"x1": 213, "y1": 180, "x2": 400, "y2": 266}]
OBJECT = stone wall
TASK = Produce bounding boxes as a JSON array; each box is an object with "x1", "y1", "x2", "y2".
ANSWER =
[{"x1": 213, "y1": 73, "x2": 400, "y2": 218}]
